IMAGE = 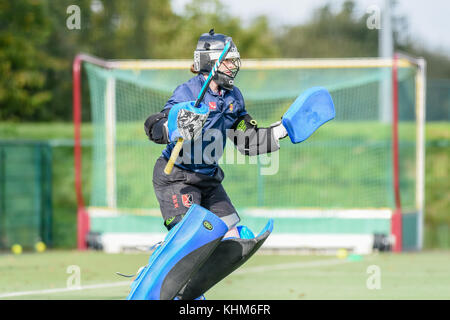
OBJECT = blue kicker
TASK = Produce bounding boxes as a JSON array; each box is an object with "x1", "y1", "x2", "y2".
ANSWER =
[{"x1": 127, "y1": 204, "x2": 228, "y2": 300}]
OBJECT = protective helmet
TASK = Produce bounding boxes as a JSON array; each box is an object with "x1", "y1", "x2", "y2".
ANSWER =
[{"x1": 193, "y1": 29, "x2": 241, "y2": 90}]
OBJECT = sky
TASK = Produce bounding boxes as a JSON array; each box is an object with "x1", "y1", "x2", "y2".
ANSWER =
[{"x1": 171, "y1": 0, "x2": 450, "y2": 57}]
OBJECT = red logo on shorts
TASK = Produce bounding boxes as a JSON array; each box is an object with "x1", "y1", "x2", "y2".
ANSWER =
[
  {"x1": 172, "y1": 195, "x2": 179, "y2": 209},
  {"x1": 209, "y1": 102, "x2": 216, "y2": 110},
  {"x1": 182, "y1": 194, "x2": 193, "y2": 208}
]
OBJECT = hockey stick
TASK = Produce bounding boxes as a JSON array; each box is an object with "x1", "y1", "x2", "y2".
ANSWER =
[{"x1": 164, "y1": 40, "x2": 233, "y2": 175}]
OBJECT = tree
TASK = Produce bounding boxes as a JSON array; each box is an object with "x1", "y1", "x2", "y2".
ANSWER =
[
  {"x1": 276, "y1": 1, "x2": 378, "y2": 58},
  {"x1": 0, "y1": 0, "x2": 54, "y2": 120},
  {"x1": 1, "y1": 0, "x2": 449, "y2": 121}
]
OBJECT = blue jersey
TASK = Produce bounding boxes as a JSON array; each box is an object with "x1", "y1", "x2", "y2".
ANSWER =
[{"x1": 162, "y1": 74, "x2": 247, "y2": 176}]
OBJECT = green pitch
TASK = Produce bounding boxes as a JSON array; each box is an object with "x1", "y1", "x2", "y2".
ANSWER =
[{"x1": 0, "y1": 250, "x2": 449, "y2": 300}]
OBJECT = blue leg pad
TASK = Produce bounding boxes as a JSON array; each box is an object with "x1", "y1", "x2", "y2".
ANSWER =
[
  {"x1": 127, "y1": 204, "x2": 228, "y2": 300},
  {"x1": 176, "y1": 219, "x2": 274, "y2": 300}
]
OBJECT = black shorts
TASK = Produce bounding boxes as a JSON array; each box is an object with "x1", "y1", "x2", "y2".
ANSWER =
[{"x1": 152, "y1": 156, "x2": 240, "y2": 230}]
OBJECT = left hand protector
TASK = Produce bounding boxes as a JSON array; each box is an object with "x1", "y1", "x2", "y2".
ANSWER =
[
  {"x1": 282, "y1": 87, "x2": 335, "y2": 143},
  {"x1": 167, "y1": 101, "x2": 210, "y2": 143}
]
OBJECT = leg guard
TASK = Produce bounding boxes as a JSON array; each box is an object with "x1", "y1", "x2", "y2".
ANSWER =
[
  {"x1": 176, "y1": 219, "x2": 274, "y2": 300},
  {"x1": 127, "y1": 204, "x2": 228, "y2": 300}
]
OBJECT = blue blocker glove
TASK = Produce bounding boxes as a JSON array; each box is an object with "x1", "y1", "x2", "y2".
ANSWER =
[{"x1": 167, "y1": 101, "x2": 210, "y2": 143}]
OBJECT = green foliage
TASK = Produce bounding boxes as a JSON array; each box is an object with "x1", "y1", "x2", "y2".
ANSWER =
[
  {"x1": 0, "y1": 0, "x2": 449, "y2": 122},
  {"x1": 276, "y1": 1, "x2": 378, "y2": 58},
  {"x1": 0, "y1": 0, "x2": 54, "y2": 120},
  {"x1": 0, "y1": 0, "x2": 282, "y2": 121}
]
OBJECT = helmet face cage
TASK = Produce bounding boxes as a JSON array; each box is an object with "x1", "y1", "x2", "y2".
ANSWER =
[
  {"x1": 194, "y1": 49, "x2": 240, "y2": 72},
  {"x1": 212, "y1": 56, "x2": 240, "y2": 90},
  {"x1": 194, "y1": 51, "x2": 241, "y2": 90},
  {"x1": 193, "y1": 33, "x2": 241, "y2": 89},
  {"x1": 217, "y1": 56, "x2": 241, "y2": 79}
]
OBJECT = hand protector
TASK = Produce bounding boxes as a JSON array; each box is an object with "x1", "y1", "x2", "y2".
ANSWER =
[{"x1": 167, "y1": 101, "x2": 209, "y2": 143}]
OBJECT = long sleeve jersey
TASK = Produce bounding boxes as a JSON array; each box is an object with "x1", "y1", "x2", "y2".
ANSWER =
[{"x1": 145, "y1": 74, "x2": 280, "y2": 176}]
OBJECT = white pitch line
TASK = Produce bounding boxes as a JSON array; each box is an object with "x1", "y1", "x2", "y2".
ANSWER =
[
  {"x1": 0, "y1": 281, "x2": 131, "y2": 299},
  {"x1": 0, "y1": 258, "x2": 352, "y2": 298}
]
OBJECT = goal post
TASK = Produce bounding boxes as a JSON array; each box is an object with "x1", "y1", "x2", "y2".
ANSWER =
[{"x1": 73, "y1": 54, "x2": 426, "y2": 253}]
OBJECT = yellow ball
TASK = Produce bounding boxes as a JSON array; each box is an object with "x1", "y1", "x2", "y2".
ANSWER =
[
  {"x1": 336, "y1": 248, "x2": 348, "y2": 259},
  {"x1": 11, "y1": 244, "x2": 23, "y2": 255},
  {"x1": 35, "y1": 241, "x2": 46, "y2": 253}
]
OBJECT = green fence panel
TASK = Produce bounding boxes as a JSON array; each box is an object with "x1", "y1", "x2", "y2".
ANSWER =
[{"x1": 0, "y1": 141, "x2": 52, "y2": 250}]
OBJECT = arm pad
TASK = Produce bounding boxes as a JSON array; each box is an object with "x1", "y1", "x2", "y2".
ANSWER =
[
  {"x1": 227, "y1": 114, "x2": 280, "y2": 156},
  {"x1": 144, "y1": 109, "x2": 170, "y2": 144}
]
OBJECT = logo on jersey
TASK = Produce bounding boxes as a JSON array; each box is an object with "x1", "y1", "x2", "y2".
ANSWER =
[
  {"x1": 208, "y1": 102, "x2": 216, "y2": 110},
  {"x1": 181, "y1": 194, "x2": 193, "y2": 208},
  {"x1": 237, "y1": 119, "x2": 246, "y2": 132},
  {"x1": 229, "y1": 103, "x2": 233, "y2": 112}
]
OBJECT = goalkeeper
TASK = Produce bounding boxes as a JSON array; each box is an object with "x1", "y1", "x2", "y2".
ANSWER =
[{"x1": 128, "y1": 29, "x2": 286, "y2": 300}]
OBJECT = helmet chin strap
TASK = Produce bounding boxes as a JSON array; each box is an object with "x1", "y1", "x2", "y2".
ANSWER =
[
  {"x1": 212, "y1": 70, "x2": 235, "y2": 91},
  {"x1": 203, "y1": 70, "x2": 234, "y2": 92}
]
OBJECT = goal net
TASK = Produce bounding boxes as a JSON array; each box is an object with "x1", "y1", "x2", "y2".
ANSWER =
[{"x1": 73, "y1": 54, "x2": 425, "y2": 254}]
